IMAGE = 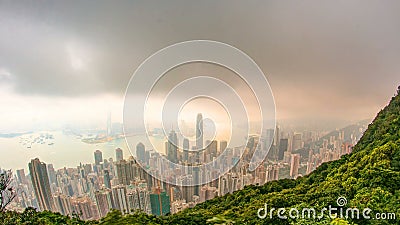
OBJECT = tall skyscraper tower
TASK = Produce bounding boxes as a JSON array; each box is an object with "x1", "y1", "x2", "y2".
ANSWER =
[
  {"x1": 136, "y1": 142, "x2": 146, "y2": 164},
  {"x1": 112, "y1": 185, "x2": 129, "y2": 214},
  {"x1": 274, "y1": 125, "x2": 280, "y2": 148},
  {"x1": 179, "y1": 175, "x2": 194, "y2": 203},
  {"x1": 115, "y1": 148, "x2": 123, "y2": 162},
  {"x1": 193, "y1": 167, "x2": 200, "y2": 196},
  {"x1": 292, "y1": 133, "x2": 303, "y2": 151},
  {"x1": 47, "y1": 164, "x2": 57, "y2": 185},
  {"x1": 196, "y1": 113, "x2": 203, "y2": 164},
  {"x1": 167, "y1": 130, "x2": 178, "y2": 163},
  {"x1": 209, "y1": 140, "x2": 218, "y2": 158},
  {"x1": 94, "y1": 150, "x2": 103, "y2": 165},
  {"x1": 265, "y1": 129, "x2": 276, "y2": 160},
  {"x1": 278, "y1": 139, "x2": 289, "y2": 161},
  {"x1": 115, "y1": 159, "x2": 139, "y2": 185},
  {"x1": 126, "y1": 183, "x2": 152, "y2": 214},
  {"x1": 16, "y1": 169, "x2": 27, "y2": 184},
  {"x1": 103, "y1": 169, "x2": 111, "y2": 189},
  {"x1": 53, "y1": 193, "x2": 72, "y2": 216},
  {"x1": 290, "y1": 154, "x2": 301, "y2": 178},
  {"x1": 183, "y1": 138, "x2": 189, "y2": 162},
  {"x1": 95, "y1": 189, "x2": 114, "y2": 218},
  {"x1": 196, "y1": 113, "x2": 203, "y2": 151},
  {"x1": 150, "y1": 189, "x2": 170, "y2": 216},
  {"x1": 220, "y1": 140, "x2": 228, "y2": 154},
  {"x1": 29, "y1": 158, "x2": 54, "y2": 211}
]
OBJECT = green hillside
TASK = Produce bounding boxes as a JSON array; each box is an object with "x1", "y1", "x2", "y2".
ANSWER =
[
  {"x1": 1, "y1": 88, "x2": 399, "y2": 225},
  {"x1": 170, "y1": 88, "x2": 400, "y2": 225}
]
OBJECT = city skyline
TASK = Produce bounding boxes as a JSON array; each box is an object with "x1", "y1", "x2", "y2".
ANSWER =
[
  {"x1": 0, "y1": 111, "x2": 370, "y2": 172},
  {"x1": 7, "y1": 118, "x2": 365, "y2": 219}
]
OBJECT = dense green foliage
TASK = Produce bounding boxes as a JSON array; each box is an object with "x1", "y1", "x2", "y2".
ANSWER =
[
  {"x1": 1, "y1": 90, "x2": 400, "y2": 224},
  {"x1": 0, "y1": 207, "x2": 95, "y2": 225}
]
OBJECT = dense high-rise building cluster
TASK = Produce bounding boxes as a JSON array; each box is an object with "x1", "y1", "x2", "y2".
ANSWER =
[{"x1": 8, "y1": 114, "x2": 366, "y2": 220}]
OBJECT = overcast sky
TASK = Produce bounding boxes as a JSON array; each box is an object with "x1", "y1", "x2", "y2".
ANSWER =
[{"x1": 1, "y1": 0, "x2": 400, "y2": 132}]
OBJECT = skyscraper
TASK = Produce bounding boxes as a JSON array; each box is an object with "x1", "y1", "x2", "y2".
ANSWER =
[
  {"x1": 47, "y1": 164, "x2": 57, "y2": 185},
  {"x1": 209, "y1": 140, "x2": 218, "y2": 159},
  {"x1": 70, "y1": 196, "x2": 98, "y2": 220},
  {"x1": 182, "y1": 138, "x2": 189, "y2": 162},
  {"x1": 136, "y1": 142, "x2": 146, "y2": 164},
  {"x1": 196, "y1": 113, "x2": 203, "y2": 151},
  {"x1": 199, "y1": 185, "x2": 217, "y2": 203},
  {"x1": 220, "y1": 140, "x2": 227, "y2": 154},
  {"x1": 292, "y1": 133, "x2": 303, "y2": 151},
  {"x1": 126, "y1": 183, "x2": 151, "y2": 214},
  {"x1": 278, "y1": 139, "x2": 289, "y2": 161},
  {"x1": 274, "y1": 125, "x2": 280, "y2": 148},
  {"x1": 112, "y1": 185, "x2": 129, "y2": 214},
  {"x1": 266, "y1": 165, "x2": 279, "y2": 182},
  {"x1": 193, "y1": 167, "x2": 200, "y2": 196},
  {"x1": 94, "y1": 150, "x2": 103, "y2": 165},
  {"x1": 167, "y1": 130, "x2": 178, "y2": 163},
  {"x1": 53, "y1": 194, "x2": 72, "y2": 216},
  {"x1": 29, "y1": 158, "x2": 54, "y2": 211},
  {"x1": 95, "y1": 189, "x2": 114, "y2": 218},
  {"x1": 16, "y1": 169, "x2": 27, "y2": 184},
  {"x1": 196, "y1": 113, "x2": 203, "y2": 164},
  {"x1": 115, "y1": 148, "x2": 123, "y2": 162},
  {"x1": 115, "y1": 158, "x2": 139, "y2": 185},
  {"x1": 103, "y1": 169, "x2": 111, "y2": 189},
  {"x1": 290, "y1": 154, "x2": 301, "y2": 178},
  {"x1": 150, "y1": 189, "x2": 170, "y2": 216}
]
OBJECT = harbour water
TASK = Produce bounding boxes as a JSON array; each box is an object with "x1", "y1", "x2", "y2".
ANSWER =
[{"x1": 0, "y1": 131, "x2": 164, "y2": 171}]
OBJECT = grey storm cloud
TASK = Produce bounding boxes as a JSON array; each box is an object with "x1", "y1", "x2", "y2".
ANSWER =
[{"x1": 1, "y1": 0, "x2": 400, "y2": 123}]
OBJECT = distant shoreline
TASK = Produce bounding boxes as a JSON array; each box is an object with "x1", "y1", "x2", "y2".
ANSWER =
[{"x1": 0, "y1": 131, "x2": 33, "y2": 138}]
